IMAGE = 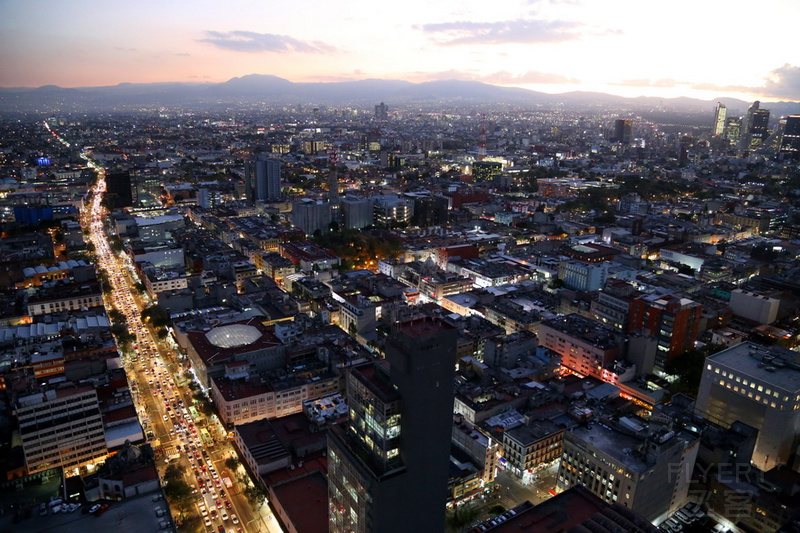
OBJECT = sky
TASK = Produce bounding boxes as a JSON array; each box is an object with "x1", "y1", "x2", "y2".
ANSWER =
[{"x1": 1, "y1": 0, "x2": 799, "y2": 102}]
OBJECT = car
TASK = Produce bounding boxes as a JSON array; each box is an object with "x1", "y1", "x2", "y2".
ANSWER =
[
  {"x1": 210, "y1": 509, "x2": 218, "y2": 519},
  {"x1": 215, "y1": 498, "x2": 222, "y2": 508},
  {"x1": 95, "y1": 503, "x2": 109, "y2": 517},
  {"x1": 221, "y1": 511, "x2": 228, "y2": 521},
  {"x1": 200, "y1": 506, "x2": 208, "y2": 517},
  {"x1": 224, "y1": 499, "x2": 231, "y2": 509},
  {"x1": 218, "y1": 526, "x2": 225, "y2": 533},
  {"x1": 88, "y1": 504, "x2": 101, "y2": 514},
  {"x1": 231, "y1": 514, "x2": 239, "y2": 525},
  {"x1": 204, "y1": 517, "x2": 212, "y2": 527}
]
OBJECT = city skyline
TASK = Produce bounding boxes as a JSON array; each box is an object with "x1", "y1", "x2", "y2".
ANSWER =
[{"x1": 2, "y1": 0, "x2": 799, "y2": 102}]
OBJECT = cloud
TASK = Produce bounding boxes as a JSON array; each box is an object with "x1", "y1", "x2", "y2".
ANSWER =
[
  {"x1": 416, "y1": 69, "x2": 579, "y2": 85},
  {"x1": 761, "y1": 64, "x2": 800, "y2": 100},
  {"x1": 176, "y1": 53, "x2": 191, "y2": 57},
  {"x1": 485, "y1": 70, "x2": 580, "y2": 85},
  {"x1": 418, "y1": 19, "x2": 583, "y2": 45},
  {"x1": 612, "y1": 78, "x2": 682, "y2": 88},
  {"x1": 199, "y1": 30, "x2": 335, "y2": 53}
]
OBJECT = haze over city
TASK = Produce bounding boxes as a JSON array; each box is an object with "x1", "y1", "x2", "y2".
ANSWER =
[{"x1": 2, "y1": 0, "x2": 800, "y2": 102}]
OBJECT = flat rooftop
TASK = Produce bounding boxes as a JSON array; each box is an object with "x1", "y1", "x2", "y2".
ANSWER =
[
  {"x1": 709, "y1": 342, "x2": 800, "y2": 393},
  {"x1": 567, "y1": 424, "x2": 649, "y2": 473}
]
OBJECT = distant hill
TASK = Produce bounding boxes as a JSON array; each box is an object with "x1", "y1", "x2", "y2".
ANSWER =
[{"x1": 1, "y1": 74, "x2": 799, "y2": 118}]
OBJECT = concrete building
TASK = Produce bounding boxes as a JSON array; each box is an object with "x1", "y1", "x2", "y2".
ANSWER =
[
  {"x1": 16, "y1": 386, "x2": 107, "y2": 474},
  {"x1": 340, "y1": 197, "x2": 373, "y2": 230},
  {"x1": 557, "y1": 424, "x2": 699, "y2": 521},
  {"x1": 328, "y1": 318, "x2": 457, "y2": 533},
  {"x1": 695, "y1": 342, "x2": 800, "y2": 471},
  {"x1": 629, "y1": 293, "x2": 703, "y2": 371},
  {"x1": 729, "y1": 289, "x2": 780, "y2": 325},
  {"x1": 538, "y1": 314, "x2": 623, "y2": 380},
  {"x1": 291, "y1": 200, "x2": 333, "y2": 235}
]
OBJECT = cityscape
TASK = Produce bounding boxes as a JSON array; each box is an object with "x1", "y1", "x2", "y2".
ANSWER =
[{"x1": 2, "y1": 2, "x2": 800, "y2": 533}]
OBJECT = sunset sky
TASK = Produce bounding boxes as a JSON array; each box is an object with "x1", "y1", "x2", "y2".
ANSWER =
[{"x1": 2, "y1": 0, "x2": 799, "y2": 102}]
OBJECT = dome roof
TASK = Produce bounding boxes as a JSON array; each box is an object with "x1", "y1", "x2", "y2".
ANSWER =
[{"x1": 205, "y1": 324, "x2": 262, "y2": 348}]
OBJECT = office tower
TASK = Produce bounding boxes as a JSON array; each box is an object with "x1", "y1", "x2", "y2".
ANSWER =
[
  {"x1": 16, "y1": 386, "x2": 107, "y2": 474},
  {"x1": 245, "y1": 156, "x2": 281, "y2": 202},
  {"x1": 341, "y1": 197, "x2": 374, "y2": 230},
  {"x1": 779, "y1": 114, "x2": 800, "y2": 160},
  {"x1": 291, "y1": 199, "x2": 332, "y2": 235},
  {"x1": 328, "y1": 152, "x2": 340, "y2": 203},
  {"x1": 328, "y1": 318, "x2": 458, "y2": 533},
  {"x1": 726, "y1": 117, "x2": 742, "y2": 142},
  {"x1": 744, "y1": 101, "x2": 770, "y2": 149},
  {"x1": 557, "y1": 424, "x2": 699, "y2": 521},
  {"x1": 629, "y1": 294, "x2": 702, "y2": 372},
  {"x1": 410, "y1": 195, "x2": 448, "y2": 227},
  {"x1": 610, "y1": 119, "x2": 633, "y2": 144},
  {"x1": 105, "y1": 170, "x2": 133, "y2": 208},
  {"x1": 197, "y1": 187, "x2": 222, "y2": 209},
  {"x1": 471, "y1": 161, "x2": 502, "y2": 181},
  {"x1": 713, "y1": 102, "x2": 727, "y2": 135},
  {"x1": 695, "y1": 342, "x2": 800, "y2": 471},
  {"x1": 373, "y1": 195, "x2": 412, "y2": 226},
  {"x1": 374, "y1": 101, "x2": 388, "y2": 120}
]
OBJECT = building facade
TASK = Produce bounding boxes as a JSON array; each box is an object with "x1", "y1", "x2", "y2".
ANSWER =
[{"x1": 328, "y1": 318, "x2": 457, "y2": 533}]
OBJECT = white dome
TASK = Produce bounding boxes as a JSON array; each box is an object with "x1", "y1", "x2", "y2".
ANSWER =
[{"x1": 205, "y1": 324, "x2": 262, "y2": 348}]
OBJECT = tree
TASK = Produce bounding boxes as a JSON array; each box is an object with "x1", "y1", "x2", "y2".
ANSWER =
[
  {"x1": 445, "y1": 505, "x2": 481, "y2": 533},
  {"x1": 666, "y1": 343, "x2": 726, "y2": 395},
  {"x1": 142, "y1": 304, "x2": 170, "y2": 329},
  {"x1": 224, "y1": 457, "x2": 239, "y2": 470},
  {"x1": 164, "y1": 477, "x2": 194, "y2": 520}
]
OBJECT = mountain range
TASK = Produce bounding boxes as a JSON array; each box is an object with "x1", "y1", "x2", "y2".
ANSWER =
[{"x1": 2, "y1": 74, "x2": 799, "y2": 120}]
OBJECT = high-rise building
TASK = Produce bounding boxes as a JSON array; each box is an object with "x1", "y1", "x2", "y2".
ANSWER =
[
  {"x1": 744, "y1": 101, "x2": 771, "y2": 149},
  {"x1": 374, "y1": 102, "x2": 389, "y2": 120},
  {"x1": 726, "y1": 117, "x2": 742, "y2": 142},
  {"x1": 779, "y1": 114, "x2": 800, "y2": 160},
  {"x1": 291, "y1": 199, "x2": 332, "y2": 235},
  {"x1": 197, "y1": 187, "x2": 222, "y2": 209},
  {"x1": 610, "y1": 119, "x2": 633, "y2": 144},
  {"x1": 105, "y1": 170, "x2": 133, "y2": 208},
  {"x1": 16, "y1": 386, "x2": 107, "y2": 474},
  {"x1": 713, "y1": 102, "x2": 727, "y2": 136},
  {"x1": 629, "y1": 294, "x2": 702, "y2": 372},
  {"x1": 409, "y1": 194, "x2": 448, "y2": 227},
  {"x1": 694, "y1": 342, "x2": 800, "y2": 471},
  {"x1": 328, "y1": 318, "x2": 457, "y2": 533},
  {"x1": 245, "y1": 156, "x2": 281, "y2": 202},
  {"x1": 341, "y1": 197, "x2": 374, "y2": 230}
]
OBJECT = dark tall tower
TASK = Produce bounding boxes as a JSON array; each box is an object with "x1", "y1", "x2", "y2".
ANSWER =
[
  {"x1": 611, "y1": 119, "x2": 633, "y2": 144},
  {"x1": 779, "y1": 115, "x2": 800, "y2": 160},
  {"x1": 105, "y1": 170, "x2": 133, "y2": 208},
  {"x1": 374, "y1": 102, "x2": 388, "y2": 120},
  {"x1": 328, "y1": 318, "x2": 457, "y2": 533},
  {"x1": 744, "y1": 101, "x2": 770, "y2": 149},
  {"x1": 245, "y1": 156, "x2": 281, "y2": 202}
]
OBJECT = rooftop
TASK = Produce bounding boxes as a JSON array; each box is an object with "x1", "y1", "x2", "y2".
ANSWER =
[{"x1": 708, "y1": 342, "x2": 800, "y2": 393}]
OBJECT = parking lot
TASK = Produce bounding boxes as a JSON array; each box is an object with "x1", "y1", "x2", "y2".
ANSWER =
[{"x1": 0, "y1": 492, "x2": 172, "y2": 533}]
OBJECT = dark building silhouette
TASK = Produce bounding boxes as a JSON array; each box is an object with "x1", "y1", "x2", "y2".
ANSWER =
[
  {"x1": 744, "y1": 101, "x2": 770, "y2": 149},
  {"x1": 374, "y1": 102, "x2": 388, "y2": 120},
  {"x1": 610, "y1": 119, "x2": 633, "y2": 144},
  {"x1": 106, "y1": 170, "x2": 133, "y2": 208},
  {"x1": 411, "y1": 195, "x2": 448, "y2": 227},
  {"x1": 245, "y1": 156, "x2": 281, "y2": 202},
  {"x1": 779, "y1": 114, "x2": 800, "y2": 160},
  {"x1": 328, "y1": 318, "x2": 457, "y2": 533}
]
